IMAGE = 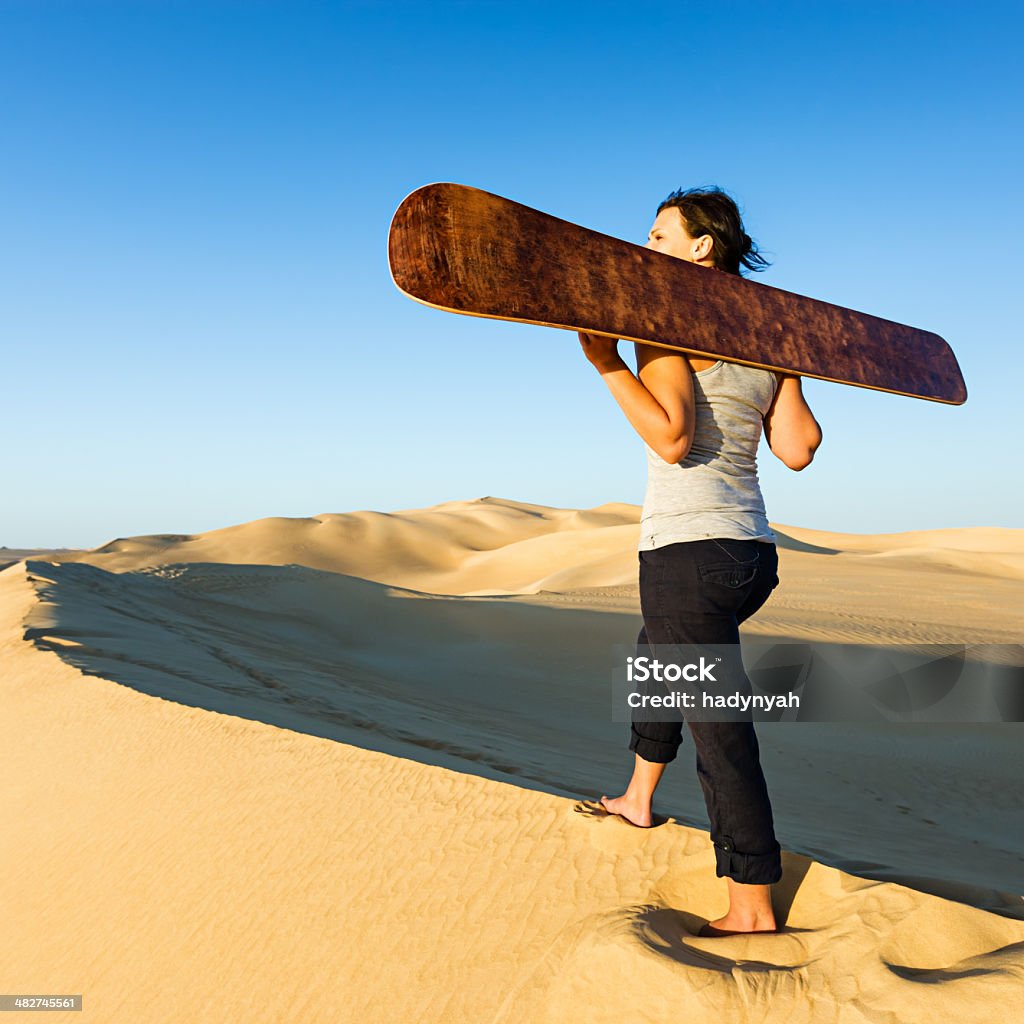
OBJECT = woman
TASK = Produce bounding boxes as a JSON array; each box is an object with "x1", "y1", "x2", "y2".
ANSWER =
[{"x1": 579, "y1": 186, "x2": 822, "y2": 937}]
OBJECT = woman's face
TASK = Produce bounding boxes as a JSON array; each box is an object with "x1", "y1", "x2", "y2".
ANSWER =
[{"x1": 645, "y1": 207, "x2": 712, "y2": 264}]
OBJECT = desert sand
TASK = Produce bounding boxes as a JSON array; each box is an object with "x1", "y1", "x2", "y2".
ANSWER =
[{"x1": 2, "y1": 496, "x2": 1023, "y2": 1022}]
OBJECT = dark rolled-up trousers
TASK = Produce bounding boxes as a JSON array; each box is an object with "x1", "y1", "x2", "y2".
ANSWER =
[{"x1": 630, "y1": 537, "x2": 783, "y2": 885}]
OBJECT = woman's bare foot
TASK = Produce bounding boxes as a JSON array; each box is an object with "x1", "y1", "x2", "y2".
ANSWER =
[
  {"x1": 702, "y1": 879, "x2": 777, "y2": 934},
  {"x1": 598, "y1": 755, "x2": 668, "y2": 828},
  {"x1": 599, "y1": 793, "x2": 653, "y2": 828}
]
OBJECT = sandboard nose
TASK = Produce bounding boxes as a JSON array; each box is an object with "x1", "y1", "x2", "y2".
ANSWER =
[{"x1": 387, "y1": 182, "x2": 466, "y2": 305}]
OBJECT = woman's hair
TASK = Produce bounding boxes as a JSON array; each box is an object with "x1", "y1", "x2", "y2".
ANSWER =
[{"x1": 656, "y1": 186, "x2": 770, "y2": 276}]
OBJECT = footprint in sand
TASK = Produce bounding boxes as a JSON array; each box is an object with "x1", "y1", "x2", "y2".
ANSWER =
[{"x1": 488, "y1": 901, "x2": 812, "y2": 1024}]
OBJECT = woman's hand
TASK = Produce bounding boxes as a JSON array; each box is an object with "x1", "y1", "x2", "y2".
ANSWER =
[{"x1": 578, "y1": 331, "x2": 623, "y2": 371}]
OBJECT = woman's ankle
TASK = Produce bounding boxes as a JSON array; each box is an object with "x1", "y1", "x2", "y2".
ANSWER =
[{"x1": 724, "y1": 881, "x2": 775, "y2": 922}]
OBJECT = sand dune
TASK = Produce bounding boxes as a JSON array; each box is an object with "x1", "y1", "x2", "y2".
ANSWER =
[
  {"x1": 775, "y1": 523, "x2": 1024, "y2": 580},
  {"x1": 3, "y1": 498, "x2": 1024, "y2": 1022},
  {"x1": 63, "y1": 497, "x2": 644, "y2": 595}
]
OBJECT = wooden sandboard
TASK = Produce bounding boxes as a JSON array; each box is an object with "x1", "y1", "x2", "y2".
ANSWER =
[{"x1": 388, "y1": 183, "x2": 966, "y2": 405}]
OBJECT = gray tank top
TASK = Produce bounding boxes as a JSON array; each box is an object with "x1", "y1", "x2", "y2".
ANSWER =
[{"x1": 638, "y1": 360, "x2": 778, "y2": 550}]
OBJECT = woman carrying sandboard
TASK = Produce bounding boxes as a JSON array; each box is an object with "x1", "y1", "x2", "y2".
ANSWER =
[{"x1": 579, "y1": 186, "x2": 823, "y2": 937}]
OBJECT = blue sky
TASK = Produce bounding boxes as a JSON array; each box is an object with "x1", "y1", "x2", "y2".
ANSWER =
[{"x1": 2, "y1": 0, "x2": 1021, "y2": 548}]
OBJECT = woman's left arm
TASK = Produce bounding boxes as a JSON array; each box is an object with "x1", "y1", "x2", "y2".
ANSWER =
[{"x1": 579, "y1": 333, "x2": 694, "y2": 464}]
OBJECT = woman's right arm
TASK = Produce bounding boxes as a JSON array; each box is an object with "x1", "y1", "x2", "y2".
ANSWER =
[{"x1": 762, "y1": 374, "x2": 822, "y2": 470}]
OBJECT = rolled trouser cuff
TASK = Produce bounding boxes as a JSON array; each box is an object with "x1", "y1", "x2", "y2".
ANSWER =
[
  {"x1": 628, "y1": 726, "x2": 680, "y2": 764},
  {"x1": 712, "y1": 834, "x2": 783, "y2": 885}
]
